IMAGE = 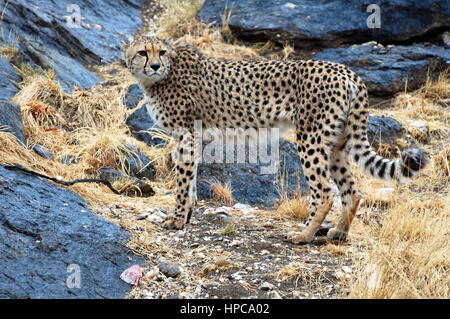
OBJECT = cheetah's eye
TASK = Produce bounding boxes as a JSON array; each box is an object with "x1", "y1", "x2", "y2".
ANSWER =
[
  {"x1": 159, "y1": 50, "x2": 166, "y2": 56},
  {"x1": 137, "y1": 50, "x2": 147, "y2": 57}
]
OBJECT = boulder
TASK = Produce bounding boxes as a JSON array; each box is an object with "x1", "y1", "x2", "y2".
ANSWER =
[
  {"x1": 0, "y1": 101, "x2": 26, "y2": 144},
  {"x1": 0, "y1": 56, "x2": 21, "y2": 101},
  {"x1": 0, "y1": 56, "x2": 25, "y2": 144},
  {"x1": 197, "y1": 138, "x2": 309, "y2": 207},
  {"x1": 121, "y1": 148, "x2": 157, "y2": 181},
  {"x1": 0, "y1": 165, "x2": 147, "y2": 298},
  {"x1": 2, "y1": 0, "x2": 142, "y2": 91},
  {"x1": 314, "y1": 43, "x2": 450, "y2": 96},
  {"x1": 126, "y1": 106, "x2": 168, "y2": 148},
  {"x1": 367, "y1": 114, "x2": 403, "y2": 148},
  {"x1": 124, "y1": 84, "x2": 168, "y2": 147},
  {"x1": 198, "y1": 0, "x2": 450, "y2": 48},
  {"x1": 124, "y1": 83, "x2": 144, "y2": 110}
]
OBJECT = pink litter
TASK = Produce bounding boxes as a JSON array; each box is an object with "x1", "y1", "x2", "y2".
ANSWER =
[{"x1": 120, "y1": 264, "x2": 142, "y2": 286}]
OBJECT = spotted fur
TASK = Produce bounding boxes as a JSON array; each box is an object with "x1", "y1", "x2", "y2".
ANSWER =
[{"x1": 124, "y1": 36, "x2": 428, "y2": 243}]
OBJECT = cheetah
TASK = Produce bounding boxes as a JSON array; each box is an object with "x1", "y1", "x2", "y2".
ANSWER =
[{"x1": 123, "y1": 36, "x2": 428, "y2": 244}]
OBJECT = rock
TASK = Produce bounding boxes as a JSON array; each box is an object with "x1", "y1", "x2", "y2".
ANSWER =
[
  {"x1": 406, "y1": 120, "x2": 428, "y2": 136},
  {"x1": 442, "y1": 32, "x2": 450, "y2": 47},
  {"x1": 267, "y1": 290, "x2": 282, "y2": 299},
  {"x1": 314, "y1": 44, "x2": 450, "y2": 96},
  {"x1": 32, "y1": 144, "x2": 54, "y2": 160},
  {"x1": 147, "y1": 214, "x2": 164, "y2": 224},
  {"x1": 124, "y1": 83, "x2": 144, "y2": 109},
  {"x1": 121, "y1": 148, "x2": 157, "y2": 180},
  {"x1": 158, "y1": 261, "x2": 181, "y2": 278},
  {"x1": 0, "y1": 165, "x2": 147, "y2": 298},
  {"x1": 0, "y1": 101, "x2": 26, "y2": 144},
  {"x1": 126, "y1": 104, "x2": 168, "y2": 147},
  {"x1": 2, "y1": 0, "x2": 142, "y2": 91},
  {"x1": 367, "y1": 115, "x2": 403, "y2": 148},
  {"x1": 0, "y1": 56, "x2": 21, "y2": 101},
  {"x1": 99, "y1": 167, "x2": 155, "y2": 197},
  {"x1": 61, "y1": 155, "x2": 77, "y2": 166},
  {"x1": 0, "y1": 57, "x2": 25, "y2": 144},
  {"x1": 219, "y1": 214, "x2": 231, "y2": 223},
  {"x1": 197, "y1": 138, "x2": 309, "y2": 207},
  {"x1": 259, "y1": 281, "x2": 275, "y2": 291},
  {"x1": 198, "y1": 0, "x2": 450, "y2": 48}
]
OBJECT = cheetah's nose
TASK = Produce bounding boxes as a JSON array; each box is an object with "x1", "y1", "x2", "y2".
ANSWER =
[{"x1": 150, "y1": 63, "x2": 161, "y2": 71}]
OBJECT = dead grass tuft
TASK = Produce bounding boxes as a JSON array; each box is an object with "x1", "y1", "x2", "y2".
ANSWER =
[
  {"x1": 206, "y1": 178, "x2": 235, "y2": 206},
  {"x1": 158, "y1": 0, "x2": 205, "y2": 38},
  {"x1": 276, "y1": 195, "x2": 311, "y2": 221},
  {"x1": 348, "y1": 193, "x2": 449, "y2": 298}
]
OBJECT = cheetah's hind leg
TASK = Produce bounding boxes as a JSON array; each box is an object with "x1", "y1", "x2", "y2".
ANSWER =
[
  {"x1": 284, "y1": 132, "x2": 335, "y2": 244},
  {"x1": 327, "y1": 139, "x2": 361, "y2": 242}
]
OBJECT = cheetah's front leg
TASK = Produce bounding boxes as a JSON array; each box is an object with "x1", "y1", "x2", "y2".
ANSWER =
[{"x1": 163, "y1": 128, "x2": 197, "y2": 230}]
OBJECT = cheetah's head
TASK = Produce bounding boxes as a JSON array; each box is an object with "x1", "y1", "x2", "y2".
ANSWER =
[{"x1": 123, "y1": 36, "x2": 174, "y2": 87}]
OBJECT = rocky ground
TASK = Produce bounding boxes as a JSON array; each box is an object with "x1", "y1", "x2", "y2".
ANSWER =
[{"x1": 119, "y1": 198, "x2": 360, "y2": 299}]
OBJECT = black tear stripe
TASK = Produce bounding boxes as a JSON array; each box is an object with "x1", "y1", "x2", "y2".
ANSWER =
[{"x1": 143, "y1": 54, "x2": 149, "y2": 73}]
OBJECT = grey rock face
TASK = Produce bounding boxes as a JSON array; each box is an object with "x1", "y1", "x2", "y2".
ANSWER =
[
  {"x1": 2, "y1": 0, "x2": 142, "y2": 91},
  {"x1": 124, "y1": 84, "x2": 168, "y2": 147},
  {"x1": 121, "y1": 148, "x2": 157, "y2": 181},
  {"x1": 0, "y1": 57, "x2": 25, "y2": 144},
  {"x1": 124, "y1": 83, "x2": 144, "y2": 110},
  {"x1": 0, "y1": 165, "x2": 147, "y2": 298},
  {"x1": 126, "y1": 105, "x2": 168, "y2": 147},
  {"x1": 197, "y1": 138, "x2": 309, "y2": 207},
  {"x1": 315, "y1": 43, "x2": 450, "y2": 96},
  {"x1": 0, "y1": 100, "x2": 26, "y2": 144},
  {"x1": 0, "y1": 56, "x2": 21, "y2": 101},
  {"x1": 198, "y1": 0, "x2": 450, "y2": 48},
  {"x1": 367, "y1": 115, "x2": 403, "y2": 148}
]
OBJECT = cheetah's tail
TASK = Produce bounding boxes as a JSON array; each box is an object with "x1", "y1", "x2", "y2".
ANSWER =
[{"x1": 346, "y1": 81, "x2": 428, "y2": 184}]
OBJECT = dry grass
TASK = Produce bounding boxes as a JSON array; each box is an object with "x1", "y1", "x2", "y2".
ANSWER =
[
  {"x1": 1, "y1": 63, "x2": 176, "y2": 213},
  {"x1": 206, "y1": 178, "x2": 235, "y2": 206},
  {"x1": 202, "y1": 254, "x2": 241, "y2": 275},
  {"x1": 0, "y1": 0, "x2": 17, "y2": 59},
  {"x1": 275, "y1": 169, "x2": 311, "y2": 221},
  {"x1": 348, "y1": 193, "x2": 449, "y2": 298},
  {"x1": 158, "y1": 0, "x2": 205, "y2": 38},
  {"x1": 276, "y1": 195, "x2": 311, "y2": 222},
  {"x1": 344, "y1": 72, "x2": 450, "y2": 299}
]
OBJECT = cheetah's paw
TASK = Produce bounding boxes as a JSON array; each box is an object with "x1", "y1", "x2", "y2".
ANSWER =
[
  {"x1": 162, "y1": 217, "x2": 185, "y2": 230},
  {"x1": 283, "y1": 231, "x2": 312, "y2": 245},
  {"x1": 326, "y1": 228, "x2": 348, "y2": 242}
]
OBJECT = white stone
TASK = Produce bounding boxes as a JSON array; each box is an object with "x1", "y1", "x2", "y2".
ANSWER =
[{"x1": 284, "y1": 2, "x2": 298, "y2": 10}]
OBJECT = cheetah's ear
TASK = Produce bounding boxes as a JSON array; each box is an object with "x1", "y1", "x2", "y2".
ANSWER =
[{"x1": 164, "y1": 37, "x2": 174, "y2": 47}]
